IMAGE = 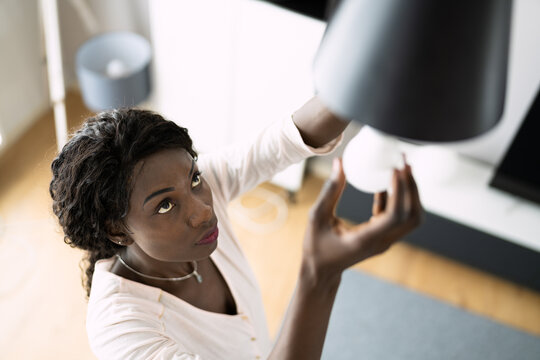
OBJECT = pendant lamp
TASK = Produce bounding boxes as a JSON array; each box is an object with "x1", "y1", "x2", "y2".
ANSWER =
[
  {"x1": 314, "y1": 0, "x2": 513, "y2": 193},
  {"x1": 314, "y1": 0, "x2": 513, "y2": 142}
]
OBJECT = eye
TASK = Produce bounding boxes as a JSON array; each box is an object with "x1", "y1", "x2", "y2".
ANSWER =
[
  {"x1": 157, "y1": 200, "x2": 175, "y2": 214},
  {"x1": 192, "y1": 171, "x2": 202, "y2": 188}
]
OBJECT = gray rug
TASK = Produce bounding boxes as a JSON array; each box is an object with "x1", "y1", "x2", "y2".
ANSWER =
[{"x1": 322, "y1": 270, "x2": 540, "y2": 360}]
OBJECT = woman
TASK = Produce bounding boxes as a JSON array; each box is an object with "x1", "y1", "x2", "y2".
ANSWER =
[{"x1": 50, "y1": 96, "x2": 421, "y2": 359}]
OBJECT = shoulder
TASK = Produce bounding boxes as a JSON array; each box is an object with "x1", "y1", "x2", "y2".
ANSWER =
[
  {"x1": 88, "y1": 258, "x2": 165, "y2": 328},
  {"x1": 87, "y1": 260, "x2": 198, "y2": 358}
]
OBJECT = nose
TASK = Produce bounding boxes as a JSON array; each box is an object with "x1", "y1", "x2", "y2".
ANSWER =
[{"x1": 188, "y1": 199, "x2": 213, "y2": 228}]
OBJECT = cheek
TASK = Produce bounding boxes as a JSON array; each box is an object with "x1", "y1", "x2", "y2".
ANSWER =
[
  {"x1": 131, "y1": 220, "x2": 193, "y2": 259},
  {"x1": 204, "y1": 184, "x2": 214, "y2": 205},
  {"x1": 127, "y1": 214, "x2": 183, "y2": 245}
]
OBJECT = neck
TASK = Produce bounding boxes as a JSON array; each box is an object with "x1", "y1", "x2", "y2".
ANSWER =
[{"x1": 119, "y1": 247, "x2": 197, "y2": 280}]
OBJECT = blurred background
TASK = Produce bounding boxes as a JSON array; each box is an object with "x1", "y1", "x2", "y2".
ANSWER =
[{"x1": 1, "y1": 0, "x2": 539, "y2": 358}]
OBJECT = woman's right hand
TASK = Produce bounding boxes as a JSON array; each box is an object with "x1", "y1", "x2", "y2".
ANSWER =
[
  {"x1": 301, "y1": 157, "x2": 423, "y2": 283},
  {"x1": 269, "y1": 157, "x2": 422, "y2": 360}
]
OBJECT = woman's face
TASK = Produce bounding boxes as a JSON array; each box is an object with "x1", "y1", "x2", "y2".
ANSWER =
[{"x1": 123, "y1": 148, "x2": 218, "y2": 262}]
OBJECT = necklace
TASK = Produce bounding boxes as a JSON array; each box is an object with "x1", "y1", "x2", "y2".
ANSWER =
[{"x1": 115, "y1": 254, "x2": 203, "y2": 283}]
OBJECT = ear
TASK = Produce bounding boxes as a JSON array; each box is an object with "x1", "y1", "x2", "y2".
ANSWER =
[{"x1": 106, "y1": 221, "x2": 134, "y2": 246}]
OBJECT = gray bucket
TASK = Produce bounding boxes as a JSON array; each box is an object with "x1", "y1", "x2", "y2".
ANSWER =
[{"x1": 76, "y1": 31, "x2": 152, "y2": 111}]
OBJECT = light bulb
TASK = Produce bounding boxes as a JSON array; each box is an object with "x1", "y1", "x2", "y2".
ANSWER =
[{"x1": 342, "y1": 126, "x2": 402, "y2": 193}]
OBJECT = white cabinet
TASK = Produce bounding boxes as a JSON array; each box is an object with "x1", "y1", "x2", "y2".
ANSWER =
[{"x1": 148, "y1": 0, "x2": 326, "y2": 192}]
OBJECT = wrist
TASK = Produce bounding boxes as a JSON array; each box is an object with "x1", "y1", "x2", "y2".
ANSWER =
[
  {"x1": 292, "y1": 96, "x2": 350, "y2": 148},
  {"x1": 299, "y1": 259, "x2": 342, "y2": 296}
]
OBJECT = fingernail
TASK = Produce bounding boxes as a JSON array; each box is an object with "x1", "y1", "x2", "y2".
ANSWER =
[{"x1": 399, "y1": 153, "x2": 409, "y2": 170}]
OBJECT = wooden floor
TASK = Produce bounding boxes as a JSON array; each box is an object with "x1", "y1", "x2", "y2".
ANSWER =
[{"x1": 1, "y1": 92, "x2": 539, "y2": 359}]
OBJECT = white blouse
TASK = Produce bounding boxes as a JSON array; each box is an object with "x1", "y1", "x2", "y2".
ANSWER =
[{"x1": 87, "y1": 117, "x2": 342, "y2": 359}]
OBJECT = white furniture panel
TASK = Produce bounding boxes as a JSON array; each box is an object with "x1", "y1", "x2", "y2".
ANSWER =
[
  {"x1": 148, "y1": 0, "x2": 325, "y2": 192},
  {"x1": 403, "y1": 142, "x2": 540, "y2": 252}
]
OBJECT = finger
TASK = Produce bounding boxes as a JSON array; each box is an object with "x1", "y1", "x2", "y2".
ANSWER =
[
  {"x1": 372, "y1": 191, "x2": 387, "y2": 216},
  {"x1": 385, "y1": 168, "x2": 405, "y2": 222},
  {"x1": 401, "y1": 152, "x2": 408, "y2": 169},
  {"x1": 373, "y1": 166, "x2": 421, "y2": 243},
  {"x1": 404, "y1": 162, "x2": 423, "y2": 222},
  {"x1": 310, "y1": 158, "x2": 346, "y2": 224},
  {"x1": 402, "y1": 162, "x2": 413, "y2": 216}
]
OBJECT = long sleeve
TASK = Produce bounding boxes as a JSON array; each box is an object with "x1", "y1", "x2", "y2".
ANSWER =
[{"x1": 198, "y1": 117, "x2": 342, "y2": 203}]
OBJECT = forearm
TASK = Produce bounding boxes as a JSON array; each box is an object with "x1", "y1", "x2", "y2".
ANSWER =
[
  {"x1": 292, "y1": 96, "x2": 350, "y2": 148},
  {"x1": 268, "y1": 262, "x2": 341, "y2": 360}
]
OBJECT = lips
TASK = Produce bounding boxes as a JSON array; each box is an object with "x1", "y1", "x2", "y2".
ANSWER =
[{"x1": 196, "y1": 225, "x2": 219, "y2": 245}]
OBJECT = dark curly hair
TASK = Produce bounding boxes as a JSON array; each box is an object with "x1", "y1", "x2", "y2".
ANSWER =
[{"x1": 49, "y1": 109, "x2": 197, "y2": 297}]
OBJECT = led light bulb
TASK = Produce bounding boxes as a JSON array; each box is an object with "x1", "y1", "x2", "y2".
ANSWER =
[{"x1": 342, "y1": 126, "x2": 402, "y2": 193}]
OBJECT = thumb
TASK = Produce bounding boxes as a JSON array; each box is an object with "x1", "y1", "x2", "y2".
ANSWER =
[{"x1": 310, "y1": 158, "x2": 346, "y2": 224}]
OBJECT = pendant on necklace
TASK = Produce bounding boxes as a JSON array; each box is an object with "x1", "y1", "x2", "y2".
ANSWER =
[{"x1": 194, "y1": 270, "x2": 203, "y2": 283}]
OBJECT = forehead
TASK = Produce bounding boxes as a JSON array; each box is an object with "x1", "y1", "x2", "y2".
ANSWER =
[{"x1": 131, "y1": 148, "x2": 193, "y2": 194}]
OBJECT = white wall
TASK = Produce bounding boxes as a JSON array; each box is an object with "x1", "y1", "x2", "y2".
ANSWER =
[
  {"x1": 148, "y1": 0, "x2": 328, "y2": 191},
  {"x1": 149, "y1": 0, "x2": 327, "y2": 154},
  {"x1": 0, "y1": 0, "x2": 49, "y2": 152},
  {"x1": 0, "y1": 0, "x2": 149, "y2": 154}
]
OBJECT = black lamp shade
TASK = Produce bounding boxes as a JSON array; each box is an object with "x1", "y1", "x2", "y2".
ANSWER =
[{"x1": 314, "y1": 0, "x2": 513, "y2": 142}]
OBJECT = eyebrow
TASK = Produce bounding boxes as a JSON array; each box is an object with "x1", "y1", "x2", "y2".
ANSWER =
[
  {"x1": 142, "y1": 159, "x2": 196, "y2": 207},
  {"x1": 143, "y1": 187, "x2": 175, "y2": 207}
]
